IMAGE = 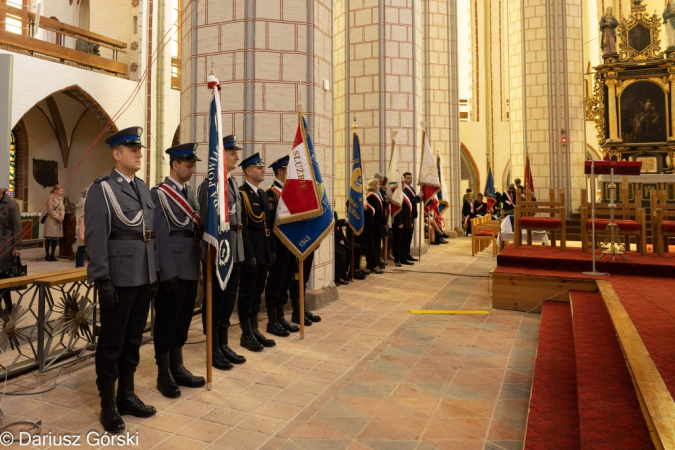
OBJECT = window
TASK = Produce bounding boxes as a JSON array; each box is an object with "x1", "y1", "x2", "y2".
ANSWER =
[
  {"x1": 170, "y1": 0, "x2": 181, "y2": 90},
  {"x1": 458, "y1": 2, "x2": 474, "y2": 122},
  {"x1": 1, "y1": 0, "x2": 27, "y2": 35}
]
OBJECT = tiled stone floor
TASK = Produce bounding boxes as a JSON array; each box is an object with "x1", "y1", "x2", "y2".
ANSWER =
[{"x1": 4, "y1": 238, "x2": 539, "y2": 449}]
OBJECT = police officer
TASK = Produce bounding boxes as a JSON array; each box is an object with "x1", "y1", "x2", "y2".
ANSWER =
[
  {"x1": 264, "y1": 156, "x2": 299, "y2": 336},
  {"x1": 238, "y1": 153, "x2": 276, "y2": 351},
  {"x1": 151, "y1": 143, "x2": 205, "y2": 398},
  {"x1": 198, "y1": 135, "x2": 246, "y2": 370},
  {"x1": 85, "y1": 127, "x2": 157, "y2": 433}
]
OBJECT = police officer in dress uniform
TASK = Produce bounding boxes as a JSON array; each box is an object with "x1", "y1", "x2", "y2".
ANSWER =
[
  {"x1": 264, "y1": 156, "x2": 300, "y2": 336},
  {"x1": 402, "y1": 172, "x2": 422, "y2": 263},
  {"x1": 85, "y1": 127, "x2": 157, "y2": 433},
  {"x1": 238, "y1": 153, "x2": 276, "y2": 351},
  {"x1": 393, "y1": 180, "x2": 415, "y2": 267},
  {"x1": 198, "y1": 135, "x2": 246, "y2": 370},
  {"x1": 151, "y1": 143, "x2": 205, "y2": 398}
]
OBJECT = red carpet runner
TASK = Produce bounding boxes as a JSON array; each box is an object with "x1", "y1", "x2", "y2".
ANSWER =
[
  {"x1": 525, "y1": 301, "x2": 580, "y2": 450},
  {"x1": 570, "y1": 291, "x2": 653, "y2": 449},
  {"x1": 609, "y1": 276, "x2": 675, "y2": 398}
]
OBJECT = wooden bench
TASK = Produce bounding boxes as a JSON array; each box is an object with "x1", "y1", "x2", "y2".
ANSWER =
[
  {"x1": 471, "y1": 215, "x2": 500, "y2": 256},
  {"x1": 651, "y1": 191, "x2": 675, "y2": 257}
]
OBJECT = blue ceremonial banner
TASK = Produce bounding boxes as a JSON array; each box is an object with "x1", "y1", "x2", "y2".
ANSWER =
[
  {"x1": 273, "y1": 117, "x2": 334, "y2": 259},
  {"x1": 347, "y1": 133, "x2": 365, "y2": 236},
  {"x1": 204, "y1": 77, "x2": 232, "y2": 289},
  {"x1": 484, "y1": 165, "x2": 496, "y2": 211}
]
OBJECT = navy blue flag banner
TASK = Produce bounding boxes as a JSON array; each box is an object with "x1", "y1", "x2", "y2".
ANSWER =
[
  {"x1": 274, "y1": 116, "x2": 334, "y2": 259},
  {"x1": 204, "y1": 75, "x2": 232, "y2": 289},
  {"x1": 347, "y1": 133, "x2": 365, "y2": 235},
  {"x1": 484, "y1": 165, "x2": 496, "y2": 211}
]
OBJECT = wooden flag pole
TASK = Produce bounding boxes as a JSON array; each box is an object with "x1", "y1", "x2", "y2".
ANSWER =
[
  {"x1": 205, "y1": 251, "x2": 213, "y2": 390},
  {"x1": 418, "y1": 128, "x2": 426, "y2": 263},
  {"x1": 299, "y1": 257, "x2": 305, "y2": 339}
]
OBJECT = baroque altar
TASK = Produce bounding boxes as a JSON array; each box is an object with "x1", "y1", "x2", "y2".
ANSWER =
[{"x1": 589, "y1": 1, "x2": 675, "y2": 204}]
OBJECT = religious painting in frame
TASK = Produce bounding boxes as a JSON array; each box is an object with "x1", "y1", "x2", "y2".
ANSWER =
[{"x1": 619, "y1": 81, "x2": 667, "y2": 144}]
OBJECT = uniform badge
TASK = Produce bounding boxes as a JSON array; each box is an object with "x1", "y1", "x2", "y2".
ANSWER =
[
  {"x1": 268, "y1": 203, "x2": 274, "y2": 211},
  {"x1": 117, "y1": 177, "x2": 123, "y2": 183}
]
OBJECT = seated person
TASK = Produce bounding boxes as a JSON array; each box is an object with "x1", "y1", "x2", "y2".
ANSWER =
[
  {"x1": 474, "y1": 193, "x2": 487, "y2": 217},
  {"x1": 462, "y1": 192, "x2": 475, "y2": 235}
]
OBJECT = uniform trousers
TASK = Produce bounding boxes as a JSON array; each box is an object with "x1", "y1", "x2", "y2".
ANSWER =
[
  {"x1": 238, "y1": 264, "x2": 268, "y2": 322},
  {"x1": 154, "y1": 279, "x2": 198, "y2": 355},
  {"x1": 290, "y1": 252, "x2": 313, "y2": 310},
  {"x1": 201, "y1": 261, "x2": 241, "y2": 333},
  {"x1": 96, "y1": 284, "x2": 153, "y2": 388},
  {"x1": 402, "y1": 227, "x2": 414, "y2": 258},
  {"x1": 264, "y1": 243, "x2": 293, "y2": 311}
]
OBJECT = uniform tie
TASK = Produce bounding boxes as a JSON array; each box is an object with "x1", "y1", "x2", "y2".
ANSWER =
[
  {"x1": 182, "y1": 186, "x2": 187, "y2": 198},
  {"x1": 129, "y1": 179, "x2": 140, "y2": 199}
]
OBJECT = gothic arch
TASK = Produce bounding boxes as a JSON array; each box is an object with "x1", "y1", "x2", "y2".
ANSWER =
[{"x1": 460, "y1": 142, "x2": 480, "y2": 194}]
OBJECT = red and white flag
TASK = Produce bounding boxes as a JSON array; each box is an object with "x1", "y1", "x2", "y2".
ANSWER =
[
  {"x1": 275, "y1": 117, "x2": 323, "y2": 225},
  {"x1": 387, "y1": 135, "x2": 403, "y2": 217},
  {"x1": 418, "y1": 132, "x2": 441, "y2": 205},
  {"x1": 524, "y1": 154, "x2": 534, "y2": 198}
]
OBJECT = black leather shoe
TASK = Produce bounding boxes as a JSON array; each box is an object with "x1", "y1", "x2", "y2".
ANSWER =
[
  {"x1": 156, "y1": 352, "x2": 181, "y2": 398},
  {"x1": 401, "y1": 260, "x2": 414, "y2": 265},
  {"x1": 99, "y1": 384, "x2": 125, "y2": 434},
  {"x1": 240, "y1": 334, "x2": 264, "y2": 352},
  {"x1": 395, "y1": 260, "x2": 402, "y2": 267},
  {"x1": 116, "y1": 374, "x2": 156, "y2": 418},
  {"x1": 292, "y1": 312, "x2": 312, "y2": 326},
  {"x1": 221, "y1": 346, "x2": 247, "y2": 364},
  {"x1": 212, "y1": 350, "x2": 234, "y2": 370},
  {"x1": 407, "y1": 256, "x2": 419, "y2": 262},
  {"x1": 431, "y1": 241, "x2": 440, "y2": 245},
  {"x1": 253, "y1": 329, "x2": 276, "y2": 347},
  {"x1": 305, "y1": 311, "x2": 321, "y2": 323},
  {"x1": 117, "y1": 392, "x2": 157, "y2": 417},
  {"x1": 278, "y1": 307, "x2": 300, "y2": 333},
  {"x1": 169, "y1": 348, "x2": 205, "y2": 387},
  {"x1": 266, "y1": 321, "x2": 290, "y2": 337},
  {"x1": 219, "y1": 329, "x2": 246, "y2": 363}
]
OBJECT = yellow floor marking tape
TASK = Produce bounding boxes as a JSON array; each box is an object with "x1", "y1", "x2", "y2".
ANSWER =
[{"x1": 409, "y1": 310, "x2": 490, "y2": 315}]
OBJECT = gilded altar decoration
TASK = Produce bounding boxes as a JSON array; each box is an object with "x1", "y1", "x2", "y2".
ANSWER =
[{"x1": 617, "y1": 1, "x2": 662, "y2": 62}]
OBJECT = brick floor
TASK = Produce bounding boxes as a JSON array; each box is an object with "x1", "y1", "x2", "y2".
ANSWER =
[{"x1": 4, "y1": 238, "x2": 539, "y2": 449}]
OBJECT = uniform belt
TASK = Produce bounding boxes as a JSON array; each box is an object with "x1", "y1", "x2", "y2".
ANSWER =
[
  {"x1": 109, "y1": 231, "x2": 155, "y2": 241},
  {"x1": 169, "y1": 231, "x2": 194, "y2": 238}
]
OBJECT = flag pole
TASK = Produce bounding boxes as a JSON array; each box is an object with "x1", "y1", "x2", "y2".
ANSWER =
[
  {"x1": 299, "y1": 257, "x2": 305, "y2": 339},
  {"x1": 418, "y1": 128, "x2": 426, "y2": 262},
  {"x1": 205, "y1": 250, "x2": 213, "y2": 390}
]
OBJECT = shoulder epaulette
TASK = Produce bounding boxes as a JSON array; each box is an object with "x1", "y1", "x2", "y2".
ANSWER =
[{"x1": 94, "y1": 175, "x2": 110, "y2": 184}]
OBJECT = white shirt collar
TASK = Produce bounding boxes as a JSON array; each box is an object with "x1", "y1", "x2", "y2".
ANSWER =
[
  {"x1": 169, "y1": 177, "x2": 185, "y2": 189},
  {"x1": 115, "y1": 169, "x2": 134, "y2": 184},
  {"x1": 246, "y1": 180, "x2": 260, "y2": 192},
  {"x1": 275, "y1": 179, "x2": 284, "y2": 187}
]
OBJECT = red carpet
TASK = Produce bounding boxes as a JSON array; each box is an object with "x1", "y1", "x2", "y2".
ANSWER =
[
  {"x1": 525, "y1": 301, "x2": 580, "y2": 450},
  {"x1": 498, "y1": 245, "x2": 675, "y2": 278},
  {"x1": 609, "y1": 276, "x2": 675, "y2": 398},
  {"x1": 570, "y1": 291, "x2": 653, "y2": 449}
]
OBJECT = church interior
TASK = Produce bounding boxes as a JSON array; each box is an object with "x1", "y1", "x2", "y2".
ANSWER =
[{"x1": 1, "y1": 0, "x2": 675, "y2": 448}]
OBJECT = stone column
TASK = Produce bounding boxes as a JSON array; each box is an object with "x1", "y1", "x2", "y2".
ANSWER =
[
  {"x1": 507, "y1": 0, "x2": 585, "y2": 211},
  {"x1": 182, "y1": 0, "x2": 336, "y2": 303}
]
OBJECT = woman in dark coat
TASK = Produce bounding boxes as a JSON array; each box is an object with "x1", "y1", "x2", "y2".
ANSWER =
[{"x1": 0, "y1": 188, "x2": 22, "y2": 312}]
